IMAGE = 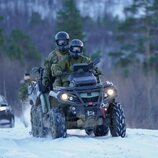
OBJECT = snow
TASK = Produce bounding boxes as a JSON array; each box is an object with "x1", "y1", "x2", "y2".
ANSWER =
[{"x1": 0, "y1": 118, "x2": 158, "y2": 158}]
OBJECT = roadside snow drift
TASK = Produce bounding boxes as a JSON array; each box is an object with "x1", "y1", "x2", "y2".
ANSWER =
[{"x1": 0, "y1": 118, "x2": 158, "y2": 158}]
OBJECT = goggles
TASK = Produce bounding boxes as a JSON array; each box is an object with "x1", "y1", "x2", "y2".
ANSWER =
[
  {"x1": 71, "y1": 46, "x2": 82, "y2": 53},
  {"x1": 57, "y1": 40, "x2": 68, "y2": 46}
]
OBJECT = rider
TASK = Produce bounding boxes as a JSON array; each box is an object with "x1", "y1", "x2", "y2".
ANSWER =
[
  {"x1": 42, "y1": 31, "x2": 70, "y2": 89},
  {"x1": 41, "y1": 31, "x2": 70, "y2": 113},
  {"x1": 18, "y1": 73, "x2": 32, "y2": 102},
  {"x1": 51, "y1": 39, "x2": 91, "y2": 88}
]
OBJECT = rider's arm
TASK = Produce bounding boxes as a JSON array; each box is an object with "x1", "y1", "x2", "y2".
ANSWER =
[
  {"x1": 51, "y1": 58, "x2": 66, "y2": 77},
  {"x1": 42, "y1": 51, "x2": 56, "y2": 87}
]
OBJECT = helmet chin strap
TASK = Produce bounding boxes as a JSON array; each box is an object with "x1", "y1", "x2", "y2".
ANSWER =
[
  {"x1": 75, "y1": 51, "x2": 81, "y2": 58},
  {"x1": 58, "y1": 45, "x2": 69, "y2": 53},
  {"x1": 70, "y1": 51, "x2": 81, "y2": 59}
]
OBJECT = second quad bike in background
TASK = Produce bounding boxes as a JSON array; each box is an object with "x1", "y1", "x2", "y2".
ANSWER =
[{"x1": 0, "y1": 95, "x2": 15, "y2": 128}]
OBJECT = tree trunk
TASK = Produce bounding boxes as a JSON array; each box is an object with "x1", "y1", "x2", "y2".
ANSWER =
[{"x1": 145, "y1": 8, "x2": 153, "y2": 126}]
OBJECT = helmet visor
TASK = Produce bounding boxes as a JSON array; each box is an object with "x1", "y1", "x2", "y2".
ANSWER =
[
  {"x1": 71, "y1": 46, "x2": 82, "y2": 53},
  {"x1": 57, "y1": 39, "x2": 68, "y2": 46}
]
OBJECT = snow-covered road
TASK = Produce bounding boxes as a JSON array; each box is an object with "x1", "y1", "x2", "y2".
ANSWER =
[{"x1": 0, "y1": 118, "x2": 158, "y2": 158}]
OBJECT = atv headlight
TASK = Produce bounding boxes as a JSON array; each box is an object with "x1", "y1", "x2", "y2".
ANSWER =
[
  {"x1": 59, "y1": 92, "x2": 75, "y2": 102},
  {"x1": 60, "y1": 93, "x2": 69, "y2": 101},
  {"x1": 107, "y1": 89, "x2": 114, "y2": 96},
  {"x1": 104, "y1": 88, "x2": 115, "y2": 97}
]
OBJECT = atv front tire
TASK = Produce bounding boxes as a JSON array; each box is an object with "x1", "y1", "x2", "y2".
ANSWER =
[
  {"x1": 109, "y1": 102, "x2": 126, "y2": 137},
  {"x1": 49, "y1": 107, "x2": 67, "y2": 139}
]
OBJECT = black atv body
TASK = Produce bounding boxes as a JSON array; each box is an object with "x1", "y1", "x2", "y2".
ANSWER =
[{"x1": 48, "y1": 62, "x2": 126, "y2": 138}]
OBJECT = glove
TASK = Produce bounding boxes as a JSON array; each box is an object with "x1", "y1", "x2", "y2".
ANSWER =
[
  {"x1": 93, "y1": 67, "x2": 102, "y2": 76},
  {"x1": 55, "y1": 70, "x2": 63, "y2": 76}
]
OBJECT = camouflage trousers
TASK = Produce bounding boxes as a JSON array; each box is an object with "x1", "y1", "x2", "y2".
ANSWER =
[{"x1": 53, "y1": 77, "x2": 69, "y2": 88}]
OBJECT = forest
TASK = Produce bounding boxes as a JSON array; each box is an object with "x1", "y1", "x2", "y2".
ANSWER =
[{"x1": 0, "y1": 0, "x2": 158, "y2": 129}]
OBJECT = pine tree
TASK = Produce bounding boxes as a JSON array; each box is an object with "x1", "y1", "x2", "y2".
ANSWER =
[
  {"x1": 7, "y1": 29, "x2": 41, "y2": 67},
  {"x1": 110, "y1": 0, "x2": 158, "y2": 72},
  {"x1": 56, "y1": 0, "x2": 84, "y2": 40},
  {"x1": 0, "y1": 16, "x2": 5, "y2": 55},
  {"x1": 109, "y1": 0, "x2": 158, "y2": 122}
]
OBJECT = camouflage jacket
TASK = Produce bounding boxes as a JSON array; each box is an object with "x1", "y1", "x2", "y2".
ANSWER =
[
  {"x1": 42, "y1": 49, "x2": 67, "y2": 87},
  {"x1": 51, "y1": 55, "x2": 102, "y2": 85},
  {"x1": 51, "y1": 55, "x2": 91, "y2": 77},
  {"x1": 18, "y1": 80, "x2": 31, "y2": 101}
]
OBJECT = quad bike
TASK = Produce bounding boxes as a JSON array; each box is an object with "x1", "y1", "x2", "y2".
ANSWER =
[{"x1": 30, "y1": 60, "x2": 126, "y2": 139}]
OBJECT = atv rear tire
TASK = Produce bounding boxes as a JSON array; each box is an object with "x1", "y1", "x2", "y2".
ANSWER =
[
  {"x1": 31, "y1": 105, "x2": 39, "y2": 137},
  {"x1": 109, "y1": 102, "x2": 126, "y2": 137},
  {"x1": 49, "y1": 107, "x2": 67, "y2": 139},
  {"x1": 94, "y1": 125, "x2": 109, "y2": 136}
]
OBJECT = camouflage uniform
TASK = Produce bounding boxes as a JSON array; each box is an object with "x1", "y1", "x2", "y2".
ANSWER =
[
  {"x1": 41, "y1": 49, "x2": 68, "y2": 113},
  {"x1": 42, "y1": 49, "x2": 67, "y2": 88},
  {"x1": 51, "y1": 55, "x2": 91, "y2": 87}
]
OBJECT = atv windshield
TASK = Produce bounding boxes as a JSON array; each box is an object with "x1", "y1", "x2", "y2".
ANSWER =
[{"x1": 73, "y1": 63, "x2": 89, "y2": 72}]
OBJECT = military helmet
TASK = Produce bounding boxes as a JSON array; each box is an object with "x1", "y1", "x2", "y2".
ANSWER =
[
  {"x1": 55, "y1": 31, "x2": 70, "y2": 53},
  {"x1": 69, "y1": 39, "x2": 83, "y2": 59}
]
